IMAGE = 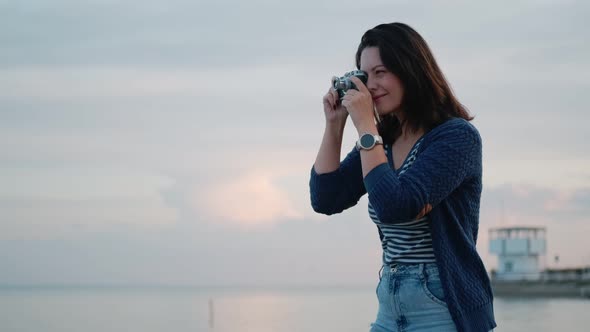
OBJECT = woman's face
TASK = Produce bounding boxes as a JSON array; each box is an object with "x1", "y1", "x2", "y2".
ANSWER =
[{"x1": 359, "y1": 47, "x2": 404, "y2": 117}]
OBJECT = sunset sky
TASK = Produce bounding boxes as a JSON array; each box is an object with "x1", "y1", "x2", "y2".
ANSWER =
[{"x1": 1, "y1": 0, "x2": 589, "y2": 287}]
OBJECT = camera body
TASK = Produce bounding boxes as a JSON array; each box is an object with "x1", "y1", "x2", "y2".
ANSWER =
[{"x1": 332, "y1": 70, "x2": 369, "y2": 99}]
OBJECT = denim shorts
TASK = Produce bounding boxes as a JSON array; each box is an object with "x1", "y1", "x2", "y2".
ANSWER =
[{"x1": 369, "y1": 263, "x2": 457, "y2": 332}]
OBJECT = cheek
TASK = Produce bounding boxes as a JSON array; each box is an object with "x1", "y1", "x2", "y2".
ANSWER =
[
  {"x1": 384, "y1": 90, "x2": 402, "y2": 107},
  {"x1": 380, "y1": 94, "x2": 403, "y2": 113},
  {"x1": 376, "y1": 96, "x2": 401, "y2": 113},
  {"x1": 387, "y1": 76, "x2": 403, "y2": 96}
]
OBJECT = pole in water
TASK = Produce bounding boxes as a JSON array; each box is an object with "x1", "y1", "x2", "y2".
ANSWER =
[{"x1": 209, "y1": 298, "x2": 215, "y2": 329}]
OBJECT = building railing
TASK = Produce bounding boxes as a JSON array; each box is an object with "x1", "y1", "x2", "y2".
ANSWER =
[{"x1": 491, "y1": 267, "x2": 590, "y2": 282}]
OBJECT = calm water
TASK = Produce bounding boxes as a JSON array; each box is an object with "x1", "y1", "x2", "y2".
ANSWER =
[{"x1": 1, "y1": 285, "x2": 589, "y2": 332}]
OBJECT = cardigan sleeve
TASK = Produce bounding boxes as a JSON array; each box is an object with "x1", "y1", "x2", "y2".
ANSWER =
[
  {"x1": 363, "y1": 119, "x2": 482, "y2": 223},
  {"x1": 309, "y1": 146, "x2": 367, "y2": 215}
]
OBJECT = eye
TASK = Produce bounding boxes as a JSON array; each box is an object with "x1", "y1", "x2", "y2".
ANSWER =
[{"x1": 375, "y1": 70, "x2": 386, "y2": 75}]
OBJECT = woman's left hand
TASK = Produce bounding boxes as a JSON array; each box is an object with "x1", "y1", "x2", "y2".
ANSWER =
[
  {"x1": 341, "y1": 76, "x2": 376, "y2": 132},
  {"x1": 415, "y1": 204, "x2": 433, "y2": 219}
]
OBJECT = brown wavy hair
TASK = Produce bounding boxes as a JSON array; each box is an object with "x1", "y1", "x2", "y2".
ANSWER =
[{"x1": 355, "y1": 22, "x2": 473, "y2": 144}]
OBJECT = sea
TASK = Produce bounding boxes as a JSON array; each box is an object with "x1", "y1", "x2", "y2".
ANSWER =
[{"x1": 1, "y1": 285, "x2": 589, "y2": 332}]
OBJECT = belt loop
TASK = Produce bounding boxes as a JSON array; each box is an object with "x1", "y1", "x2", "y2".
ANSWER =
[
  {"x1": 418, "y1": 263, "x2": 426, "y2": 280},
  {"x1": 378, "y1": 265, "x2": 384, "y2": 280}
]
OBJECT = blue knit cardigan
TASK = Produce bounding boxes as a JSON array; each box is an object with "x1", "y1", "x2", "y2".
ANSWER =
[{"x1": 309, "y1": 118, "x2": 496, "y2": 332}]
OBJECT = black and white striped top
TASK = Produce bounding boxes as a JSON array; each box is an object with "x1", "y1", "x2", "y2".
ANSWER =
[{"x1": 369, "y1": 137, "x2": 436, "y2": 264}]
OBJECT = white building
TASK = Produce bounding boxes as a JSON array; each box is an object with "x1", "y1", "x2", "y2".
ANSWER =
[{"x1": 489, "y1": 227, "x2": 546, "y2": 281}]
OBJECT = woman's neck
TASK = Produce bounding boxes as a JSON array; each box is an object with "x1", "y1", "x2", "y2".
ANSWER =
[
  {"x1": 394, "y1": 113, "x2": 423, "y2": 141},
  {"x1": 399, "y1": 126, "x2": 423, "y2": 142}
]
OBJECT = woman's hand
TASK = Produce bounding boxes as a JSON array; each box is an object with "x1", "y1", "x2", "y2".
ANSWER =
[
  {"x1": 322, "y1": 78, "x2": 348, "y2": 128},
  {"x1": 341, "y1": 76, "x2": 376, "y2": 133},
  {"x1": 415, "y1": 204, "x2": 433, "y2": 219}
]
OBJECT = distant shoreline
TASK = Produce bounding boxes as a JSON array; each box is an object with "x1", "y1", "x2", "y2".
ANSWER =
[
  {"x1": 492, "y1": 280, "x2": 590, "y2": 299},
  {"x1": 0, "y1": 283, "x2": 375, "y2": 292}
]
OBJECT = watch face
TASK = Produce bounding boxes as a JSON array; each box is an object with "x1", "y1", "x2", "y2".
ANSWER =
[{"x1": 360, "y1": 134, "x2": 375, "y2": 148}]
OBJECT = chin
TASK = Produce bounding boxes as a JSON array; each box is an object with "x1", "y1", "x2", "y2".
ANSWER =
[{"x1": 376, "y1": 107, "x2": 397, "y2": 117}]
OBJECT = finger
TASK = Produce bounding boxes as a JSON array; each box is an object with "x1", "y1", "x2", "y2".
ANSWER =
[
  {"x1": 341, "y1": 98, "x2": 350, "y2": 110},
  {"x1": 330, "y1": 76, "x2": 339, "y2": 92},
  {"x1": 324, "y1": 96, "x2": 337, "y2": 112},
  {"x1": 332, "y1": 88, "x2": 343, "y2": 107},
  {"x1": 341, "y1": 95, "x2": 351, "y2": 106},
  {"x1": 415, "y1": 208, "x2": 426, "y2": 219},
  {"x1": 342, "y1": 90, "x2": 359, "y2": 106},
  {"x1": 323, "y1": 91, "x2": 333, "y2": 105},
  {"x1": 330, "y1": 88, "x2": 340, "y2": 104},
  {"x1": 415, "y1": 204, "x2": 433, "y2": 219},
  {"x1": 349, "y1": 76, "x2": 370, "y2": 94},
  {"x1": 335, "y1": 95, "x2": 347, "y2": 108},
  {"x1": 343, "y1": 89, "x2": 358, "y2": 97}
]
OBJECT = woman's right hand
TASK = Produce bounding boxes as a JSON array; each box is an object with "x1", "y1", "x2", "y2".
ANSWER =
[{"x1": 322, "y1": 78, "x2": 348, "y2": 127}]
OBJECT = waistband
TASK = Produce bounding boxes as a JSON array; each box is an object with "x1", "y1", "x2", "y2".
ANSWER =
[{"x1": 379, "y1": 262, "x2": 439, "y2": 278}]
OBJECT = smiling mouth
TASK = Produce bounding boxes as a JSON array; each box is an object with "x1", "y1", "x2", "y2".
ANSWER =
[{"x1": 373, "y1": 95, "x2": 386, "y2": 101}]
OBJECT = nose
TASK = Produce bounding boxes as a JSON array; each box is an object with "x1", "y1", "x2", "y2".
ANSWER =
[{"x1": 366, "y1": 75, "x2": 378, "y2": 93}]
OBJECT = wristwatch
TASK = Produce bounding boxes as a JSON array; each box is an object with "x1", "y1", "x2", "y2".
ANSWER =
[{"x1": 356, "y1": 133, "x2": 383, "y2": 151}]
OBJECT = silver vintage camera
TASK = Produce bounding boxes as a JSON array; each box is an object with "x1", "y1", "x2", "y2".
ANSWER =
[{"x1": 332, "y1": 70, "x2": 369, "y2": 99}]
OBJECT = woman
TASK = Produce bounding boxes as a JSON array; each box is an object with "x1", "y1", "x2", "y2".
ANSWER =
[{"x1": 309, "y1": 23, "x2": 496, "y2": 332}]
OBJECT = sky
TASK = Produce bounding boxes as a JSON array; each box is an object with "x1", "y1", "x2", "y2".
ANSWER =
[{"x1": 1, "y1": 0, "x2": 589, "y2": 287}]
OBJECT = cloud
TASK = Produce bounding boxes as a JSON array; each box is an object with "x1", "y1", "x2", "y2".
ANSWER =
[
  {"x1": 0, "y1": 167, "x2": 178, "y2": 239},
  {"x1": 0, "y1": 63, "x2": 329, "y2": 101},
  {"x1": 482, "y1": 158, "x2": 590, "y2": 190},
  {"x1": 0, "y1": 0, "x2": 370, "y2": 68},
  {"x1": 0, "y1": 196, "x2": 178, "y2": 239},
  {"x1": 191, "y1": 170, "x2": 304, "y2": 227},
  {"x1": 481, "y1": 183, "x2": 590, "y2": 222}
]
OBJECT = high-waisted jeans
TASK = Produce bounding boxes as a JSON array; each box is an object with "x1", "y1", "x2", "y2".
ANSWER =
[{"x1": 369, "y1": 263, "x2": 457, "y2": 332}]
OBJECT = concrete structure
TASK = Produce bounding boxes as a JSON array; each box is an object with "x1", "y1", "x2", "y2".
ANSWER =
[
  {"x1": 543, "y1": 267, "x2": 590, "y2": 282},
  {"x1": 489, "y1": 227, "x2": 546, "y2": 281}
]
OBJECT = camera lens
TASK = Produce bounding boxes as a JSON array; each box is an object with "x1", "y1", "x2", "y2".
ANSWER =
[{"x1": 333, "y1": 79, "x2": 345, "y2": 90}]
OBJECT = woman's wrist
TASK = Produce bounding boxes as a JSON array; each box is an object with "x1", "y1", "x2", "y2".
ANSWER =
[
  {"x1": 325, "y1": 120, "x2": 347, "y2": 137},
  {"x1": 355, "y1": 118, "x2": 378, "y2": 136}
]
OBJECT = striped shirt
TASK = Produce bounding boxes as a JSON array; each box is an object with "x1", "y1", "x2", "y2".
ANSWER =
[{"x1": 369, "y1": 137, "x2": 436, "y2": 264}]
